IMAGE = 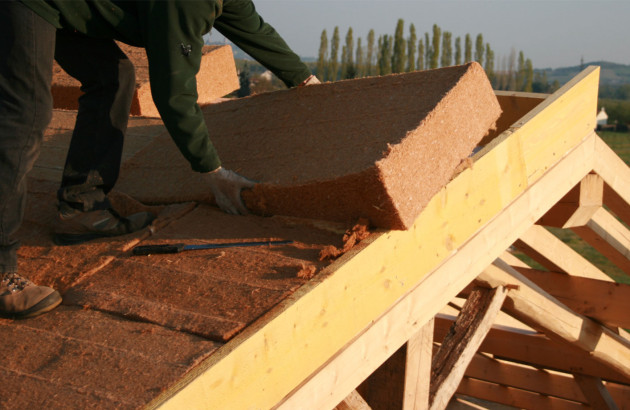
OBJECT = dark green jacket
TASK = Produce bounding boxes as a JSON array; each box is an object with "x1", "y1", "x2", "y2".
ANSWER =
[{"x1": 21, "y1": 0, "x2": 312, "y2": 172}]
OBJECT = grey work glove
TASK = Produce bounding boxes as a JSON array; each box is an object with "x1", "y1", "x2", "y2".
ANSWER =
[{"x1": 205, "y1": 167, "x2": 256, "y2": 215}]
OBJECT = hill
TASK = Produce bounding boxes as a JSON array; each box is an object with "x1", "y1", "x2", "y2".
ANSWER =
[{"x1": 543, "y1": 61, "x2": 630, "y2": 86}]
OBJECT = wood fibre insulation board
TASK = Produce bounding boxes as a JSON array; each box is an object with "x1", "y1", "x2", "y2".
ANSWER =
[
  {"x1": 117, "y1": 62, "x2": 501, "y2": 230},
  {"x1": 0, "y1": 306, "x2": 219, "y2": 409},
  {"x1": 62, "y1": 205, "x2": 344, "y2": 342},
  {"x1": 52, "y1": 44, "x2": 239, "y2": 117}
]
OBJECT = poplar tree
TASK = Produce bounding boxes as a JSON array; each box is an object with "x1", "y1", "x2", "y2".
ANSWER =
[
  {"x1": 441, "y1": 31, "x2": 452, "y2": 67},
  {"x1": 356, "y1": 37, "x2": 364, "y2": 78},
  {"x1": 485, "y1": 43, "x2": 495, "y2": 86},
  {"x1": 516, "y1": 50, "x2": 525, "y2": 90},
  {"x1": 343, "y1": 27, "x2": 355, "y2": 79},
  {"x1": 366, "y1": 29, "x2": 375, "y2": 76},
  {"x1": 474, "y1": 33, "x2": 484, "y2": 66},
  {"x1": 424, "y1": 32, "x2": 431, "y2": 69},
  {"x1": 454, "y1": 37, "x2": 462, "y2": 65},
  {"x1": 340, "y1": 46, "x2": 347, "y2": 80},
  {"x1": 392, "y1": 19, "x2": 406, "y2": 73},
  {"x1": 524, "y1": 58, "x2": 533, "y2": 92},
  {"x1": 417, "y1": 39, "x2": 425, "y2": 71},
  {"x1": 464, "y1": 33, "x2": 472, "y2": 63},
  {"x1": 316, "y1": 29, "x2": 328, "y2": 81},
  {"x1": 508, "y1": 49, "x2": 517, "y2": 91},
  {"x1": 329, "y1": 26, "x2": 340, "y2": 81},
  {"x1": 407, "y1": 23, "x2": 416, "y2": 72},
  {"x1": 378, "y1": 35, "x2": 392, "y2": 75},
  {"x1": 430, "y1": 24, "x2": 441, "y2": 69}
]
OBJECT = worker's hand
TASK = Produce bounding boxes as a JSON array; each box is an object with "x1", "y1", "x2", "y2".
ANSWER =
[
  {"x1": 300, "y1": 75, "x2": 321, "y2": 86},
  {"x1": 204, "y1": 167, "x2": 256, "y2": 215}
]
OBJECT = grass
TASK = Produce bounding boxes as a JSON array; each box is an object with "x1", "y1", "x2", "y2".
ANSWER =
[{"x1": 513, "y1": 129, "x2": 630, "y2": 284}]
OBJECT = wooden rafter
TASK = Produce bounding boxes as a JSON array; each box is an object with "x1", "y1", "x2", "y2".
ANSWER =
[
  {"x1": 429, "y1": 287, "x2": 508, "y2": 409},
  {"x1": 539, "y1": 173, "x2": 604, "y2": 229},
  {"x1": 513, "y1": 224, "x2": 612, "y2": 281}
]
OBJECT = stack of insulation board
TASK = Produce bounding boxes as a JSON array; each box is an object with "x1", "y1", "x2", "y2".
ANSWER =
[{"x1": 51, "y1": 43, "x2": 239, "y2": 117}]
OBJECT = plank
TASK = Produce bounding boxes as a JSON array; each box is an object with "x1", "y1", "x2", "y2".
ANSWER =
[
  {"x1": 435, "y1": 315, "x2": 630, "y2": 384},
  {"x1": 573, "y1": 374, "x2": 619, "y2": 409},
  {"x1": 403, "y1": 319, "x2": 434, "y2": 410},
  {"x1": 334, "y1": 390, "x2": 372, "y2": 410},
  {"x1": 514, "y1": 224, "x2": 612, "y2": 281},
  {"x1": 456, "y1": 377, "x2": 589, "y2": 410},
  {"x1": 430, "y1": 287, "x2": 508, "y2": 409},
  {"x1": 151, "y1": 68, "x2": 600, "y2": 410},
  {"x1": 572, "y1": 207, "x2": 630, "y2": 276},
  {"x1": 465, "y1": 353, "x2": 588, "y2": 403},
  {"x1": 516, "y1": 269, "x2": 630, "y2": 329},
  {"x1": 476, "y1": 259, "x2": 630, "y2": 380}
]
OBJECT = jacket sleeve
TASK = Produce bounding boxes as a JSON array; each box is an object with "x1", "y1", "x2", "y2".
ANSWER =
[
  {"x1": 213, "y1": 0, "x2": 311, "y2": 87},
  {"x1": 139, "y1": 1, "x2": 221, "y2": 173}
]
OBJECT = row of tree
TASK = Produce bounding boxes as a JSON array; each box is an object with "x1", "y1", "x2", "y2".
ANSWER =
[{"x1": 315, "y1": 20, "x2": 559, "y2": 93}]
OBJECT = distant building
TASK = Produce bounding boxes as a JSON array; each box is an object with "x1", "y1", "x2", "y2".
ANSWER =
[{"x1": 597, "y1": 107, "x2": 608, "y2": 126}]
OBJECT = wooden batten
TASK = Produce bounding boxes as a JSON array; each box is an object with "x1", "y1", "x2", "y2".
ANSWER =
[
  {"x1": 476, "y1": 259, "x2": 630, "y2": 381},
  {"x1": 516, "y1": 269, "x2": 630, "y2": 329},
  {"x1": 435, "y1": 315, "x2": 630, "y2": 385},
  {"x1": 456, "y1": 377, "x2": 589, "y2": 410}
]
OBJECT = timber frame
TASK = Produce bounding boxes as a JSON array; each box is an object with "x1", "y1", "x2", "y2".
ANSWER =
[{"x1": 149, "y1": 66, "x2": 630, "y2": 409}]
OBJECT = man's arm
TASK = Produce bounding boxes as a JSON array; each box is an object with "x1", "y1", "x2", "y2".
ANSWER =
[{"x1": 213, "y1": 0, "x2": 312, "y2": 87}]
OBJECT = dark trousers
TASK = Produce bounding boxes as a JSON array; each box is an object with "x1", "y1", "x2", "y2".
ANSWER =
[{"x1": 0, "y1": 1, "x2": 134, "y2": 273}]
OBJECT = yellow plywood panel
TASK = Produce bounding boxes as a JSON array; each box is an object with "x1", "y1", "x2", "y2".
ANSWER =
[{"x1": 152, "y1": 68, "x2": 600, "y2": 410}]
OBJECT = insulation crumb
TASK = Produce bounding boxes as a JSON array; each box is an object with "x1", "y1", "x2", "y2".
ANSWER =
[
  {"x1": 296, "y1": 263, "x2": 317, "y2": 279},
  {"x1": 319, "y1": 218, "x2": 371, "y2": 261},
  {"x1": 454, "y1": 157, "x2": 474, "y2": 174}
]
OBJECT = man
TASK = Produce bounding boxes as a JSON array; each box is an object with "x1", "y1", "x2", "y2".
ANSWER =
[{"x1": 0, "y1": 0, "x2": 319, "y2": 318}]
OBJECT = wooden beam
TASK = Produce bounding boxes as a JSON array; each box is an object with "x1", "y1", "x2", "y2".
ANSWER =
[
  {"x1": 334, "y1": 390, "x2": 372, "y2": 410},
  {"x1": 516, "y1": 268, "x2": 630, "y2": 329},
  {"x1": 403, "y1": 319, "x2": 434, "y2": 410},
  {"x1": 572, "y1": 207, "x2": 630, "y2": 277},
  {"x1": 151, "y1": 68, "x2": 600, "y2": 410},
  {"x1": 514, "y1": 224, "x2": 612, "y2": 281},
  {"x1": 435, "y1": 315, "x2": 630, "y2": 384},
  {"x1": 476, "y1": 259, "x2": 630, "y2": 380},
  {"x1": 573, "y1": 374, "x2": 619, "y2": 409},
  {"x1": 539, "y1": 173, "x2": 604, "y2": 228},
  {"x1": 593, "y1": 135, "x2": 630, "y2": 226},
  {"x1": 465, "y1": 353, "x2": 588, "y2": 403},
  {"x1": 430, "y1": 287, "x2": 508, "y2": 409},
  {"x1": 457, "y1": 377, "x2": 589, "y2": 410}
]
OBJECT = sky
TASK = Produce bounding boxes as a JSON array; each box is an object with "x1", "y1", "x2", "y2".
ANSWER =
[{"x1": 212, "y1": 0, "x2": 630, "y2": 69}]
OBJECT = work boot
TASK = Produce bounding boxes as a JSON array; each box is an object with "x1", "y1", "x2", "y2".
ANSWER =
[
  {"x1": 0, "y1": 272, "x2": 62, "y2": 319},
  {"x1": 54, "y1": 202, "x2": 156, "y2": 246}
]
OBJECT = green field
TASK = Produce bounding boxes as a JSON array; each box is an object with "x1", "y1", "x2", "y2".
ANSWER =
[{"x1": 514, "y1": 130, "x2": 630, "y2": 283}]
